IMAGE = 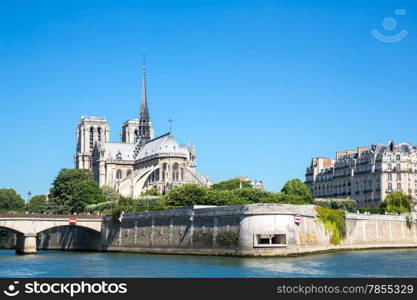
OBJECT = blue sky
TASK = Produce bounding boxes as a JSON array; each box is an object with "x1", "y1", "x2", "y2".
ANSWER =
[{"x1": 1, "y1": 0, "x2": 416, "y2": 199}]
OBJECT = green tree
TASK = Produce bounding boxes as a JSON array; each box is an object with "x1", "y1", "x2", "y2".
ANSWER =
[
  {"x1": 211, "y1": 178, "x2": 252, "y2": 190},
  {"x1": 26, "y1": 194, "x2": 47, "y2": 213},
  {"x1": 281, "y1": 179, "x2": 313, "y2": 202},
  {"x1": 0, "y1": 189, "x2": 25, "y2": 212},
  {"x1": 165, "y1": 184, "x2": 208, "y2": 207},
  {"x1": 231, "y1": 188, "x2": 277, "y2": 204},
  {"x1": 48, "y1": 169, "x2": 104, "y2": 213},
  {"x1": 101, "y1": 185, "x2": 120, "y2": 202},
  {"x1": 380, "y1": 191, "x2": 412, "y2": 214}
]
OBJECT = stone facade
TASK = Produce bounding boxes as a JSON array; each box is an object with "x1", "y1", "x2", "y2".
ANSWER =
[
  {"x1": 306, "y1": 141, "x2": 417, "y2": 208},
  {"x1": 75, "y1": 117, "x2": 110, "y2": 169},
  {"x1": 74, "y1": 64, "x2": 210, "y2": 196}
]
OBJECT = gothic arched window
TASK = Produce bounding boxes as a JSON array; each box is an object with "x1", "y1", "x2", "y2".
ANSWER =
[
  {"x1": 134, "y1": 130, "x2": 139, "y2": 143},
  {"x1": 126, "y1": 170, "x2": 132, "y2": 177},
  {"x1": 162, "y1": 163, "x2": 168, "y2": 181},
  {"x1": 116, "y1": 169, "x2": 122, "y2": 179},
  {"x1": 172, "y1": 163, "x2": 179, "y2": 181},
  {"x1": 89, "y1": 127, "x2": 94, "y2": 151},
  {"x1": 97, "y1": 127, "x2": 102, "y2": 141}
]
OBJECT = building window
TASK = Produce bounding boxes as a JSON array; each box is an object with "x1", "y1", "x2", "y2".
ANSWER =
[
  {"x1": 89, "y1": 127, "x2": 94, "y2": 151},
  {"x1": 254, "y1": 234, "x2": 286, "y2": 248},
  {"x1": 162, "y1": 163, "x2": 168, "y2": 181},
  {"x1": 387, "y1": 173, "x2": 392, "y2": 180},
  {"x1": 397, "y1": 173, "x2": 401, "y2": 180},
  {"x1": 388, "y1": 164, "x2": 392, "y2": 171},
  {"x1": 172, "y1": 163, "x2": 179, "y2": 181},
  {"x1": 116, "y1": 169, "x2": 122, "y2": 179},
  {"x1": 388, "y1": 183, "x2": 392, "y2": 190},
  {"x1": 387, "y1": 155, "x2": 392, "y2": 162},
  {"x1": 396, "y1": 164, "x2": 401, "y2": 171},
  {"x1": 97, "y1": 127, "x2": 102, "y2": 141},
  {"x1": 396, "y1": 154, "x2": 401, "y2": 161},
  {"x1": 134, "y1": 130, "x2": 139, "y2": 143},
  {"x1": 397, "y1": 183, "x2": 401, "y2": 190},
  {"x1": 126, "y1": 170, "x2": 132, "y2": 177}
]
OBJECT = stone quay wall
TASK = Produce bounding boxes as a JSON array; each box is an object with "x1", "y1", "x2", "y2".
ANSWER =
[
  {"x1": 3, "y1": 204, "x2": 417, "y2": 256},
  {"x1": 99, "y1": 204, "x2": 417, "y2": 256}
]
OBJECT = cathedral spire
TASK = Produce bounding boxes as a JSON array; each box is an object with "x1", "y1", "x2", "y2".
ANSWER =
[
  {"x1": 140, "y1": 59, "x2": 149, "y2": 119},
  {"x1": 137, "y1": 57, "x2": 152, "y2": 144}
]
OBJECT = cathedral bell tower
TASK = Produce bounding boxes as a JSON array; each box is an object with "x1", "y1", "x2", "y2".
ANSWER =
[{"x1": 75, "y1": 116, "x2": 110, "y2": 169}]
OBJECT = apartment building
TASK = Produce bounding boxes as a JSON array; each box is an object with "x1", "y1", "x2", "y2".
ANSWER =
[{"x1": 305, "y1": 141, "x2": 417, "y2": 208}]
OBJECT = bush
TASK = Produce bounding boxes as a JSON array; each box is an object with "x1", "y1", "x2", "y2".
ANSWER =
[
  {"x1": 141, "y1": 187, "x2": 161, "y2": 196},
  {"x1": 316, "y1": 207, "x2": 346, "y2": 245},
  {"x1": 380, "y1": 191, "x2": 412, "y2": 214},
  {"x1": 314, "y1": 198, "x2": 357, "y2": 212},
  {"x1": 85, "y1": 200, "x2": 117, "y2": 212},
  {"x1": 211, "y1": 178, "x2": 252, "y2": 190},
  {"x1": 165, "y1": 182, "x2": 314, "y2": 208},
  {"x1": 270, "y1": 193, "x2": 312, "y2": 204},
  {"x1": 108, "y1": 196, "x2": 167, "y2": 221},
  {"x1": 358, "y1": 208, "x2": 383, "y2": 214}
]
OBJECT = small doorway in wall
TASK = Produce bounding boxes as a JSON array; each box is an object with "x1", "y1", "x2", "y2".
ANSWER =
[{"x1": 254, "y1": 234, "x2": 287, "y2": 247}]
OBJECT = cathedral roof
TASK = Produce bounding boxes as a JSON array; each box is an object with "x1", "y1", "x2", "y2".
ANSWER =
[
  {"x1": 135, "y1": 133, "x2": 190, "y2": 160},
  {"x1": 100, "y1": 142, "x2": 136, "y2": 160}
]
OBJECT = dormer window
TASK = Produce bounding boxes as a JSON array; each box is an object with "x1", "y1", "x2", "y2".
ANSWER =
[{"x1": 116, "y1": 151, "x2": 122, "y2": 160}]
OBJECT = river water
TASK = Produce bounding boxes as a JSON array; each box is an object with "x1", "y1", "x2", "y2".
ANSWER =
[{"x1": 1, "y1": 249, "x2": 417, "y2": 277}]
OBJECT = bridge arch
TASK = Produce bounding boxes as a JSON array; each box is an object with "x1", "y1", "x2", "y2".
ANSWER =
[
  {"x1": 0, "y1": 225, "x2": 25, "y2": 235},
  {"x1": 0, "y1": 217, "x2": 102, "y2": 254},
  {"x1": 37, "y1": 225, "x2": 101, "y2": 252},
  {"x1": 33, "y1": 223, "x2": 101, "y2": 234}
]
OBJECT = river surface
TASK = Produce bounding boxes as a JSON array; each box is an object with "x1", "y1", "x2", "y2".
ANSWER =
[{"x1": 1, "y1": 249, "x2": 417, "y2": 277}]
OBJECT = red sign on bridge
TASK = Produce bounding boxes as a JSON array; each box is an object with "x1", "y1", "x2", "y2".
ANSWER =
[{"x1": 69, "y1": 218, "x2": 77, "y2": 225}]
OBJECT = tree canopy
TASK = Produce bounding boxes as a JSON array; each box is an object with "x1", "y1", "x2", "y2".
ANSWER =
[
  {"x1": 48, "y1": 168, "x2": 104, "y2": 213},
  {"x1": 211, "y1": 178, "x2": 252, "y2": 190},
  {"x1": 281, "y1": 179, "x2": 313, "y2": 202},
  {"x1": 26, "y1": 194, "x2": 48, "y2": 213},
  {"x1": 165, "y1": 179, "x2": 313, "y2": 208},
  {"x1": 0, "y1": 188, "x2": 25, "y2": 212},
  {"x1": 380, "y1": 191, "x2": 412, "y2": 214},
  {"x1": 101, "y1": 185, "x2": 120, "y2": 202}
]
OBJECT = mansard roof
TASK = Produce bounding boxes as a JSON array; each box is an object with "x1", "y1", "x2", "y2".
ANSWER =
[{"x1": 370, "y1": 142, "x2": 414, "y2": 154}]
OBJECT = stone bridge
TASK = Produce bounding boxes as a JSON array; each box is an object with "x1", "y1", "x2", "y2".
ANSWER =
[{"x1": 0, "y1": 215, "x2": 102, "y2": 254}]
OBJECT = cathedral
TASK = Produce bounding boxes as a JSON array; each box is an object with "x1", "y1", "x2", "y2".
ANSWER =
[{"x1": 74, "y1": 64, "x2": 210, "y2": 197}]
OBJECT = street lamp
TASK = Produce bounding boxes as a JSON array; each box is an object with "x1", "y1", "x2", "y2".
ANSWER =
[{"x1": 27, "y1": 191, "x2": 32, "y2": 204}]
